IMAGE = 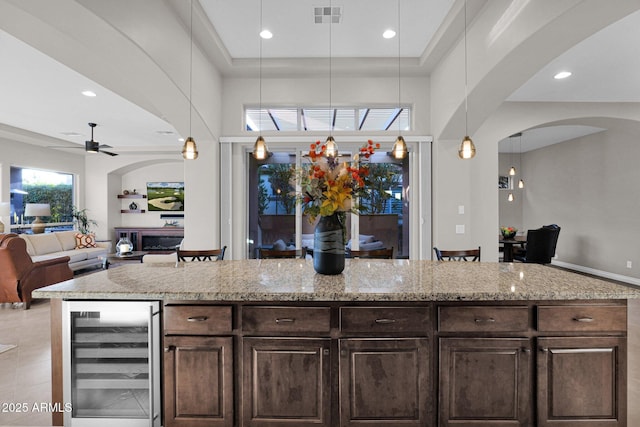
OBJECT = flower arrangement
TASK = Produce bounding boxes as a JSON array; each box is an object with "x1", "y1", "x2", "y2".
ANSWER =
[
  {"x1": 500, "y1": 226, "x2": 517, "y2": 239},
  {"x1": 295, "y1": 139, "x2": 381, "y2": 221}
]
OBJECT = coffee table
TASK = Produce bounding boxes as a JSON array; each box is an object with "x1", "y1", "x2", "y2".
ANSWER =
[{"x1": 106, "y1": 251, "x2": 149, "y2": 268}]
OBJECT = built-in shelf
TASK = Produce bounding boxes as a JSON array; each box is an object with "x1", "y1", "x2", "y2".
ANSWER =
[
  {"x1": 120, "y1": 209, "x2": 146, "y2": 214},
  {"x1": 117, "y1": 194, "x2": 147, "y2": 199}
]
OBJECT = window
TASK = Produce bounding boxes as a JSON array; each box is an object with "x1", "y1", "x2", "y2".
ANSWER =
[
  {"x1": 9, "y1": 167, "x2": 74, "y2": 231},
  {"x1": 246, "y1": 107, "x2": 411, "y2": 132}
]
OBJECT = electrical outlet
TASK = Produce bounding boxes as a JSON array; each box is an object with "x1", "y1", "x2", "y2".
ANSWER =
[
  {"x1": 627, "y1": 260, "x2": 633, "y2": 269},
  {"x1": 456, "y1": 225, "x2": 465, "y2": 234},
  {"x1": 458, "y1": 205, "x2": 465, "y2": 215}
]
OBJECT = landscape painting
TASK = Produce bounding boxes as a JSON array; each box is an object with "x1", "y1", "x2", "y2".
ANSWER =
[{"x1": 147, "y1": 182, "x2": 184, "y2": 211}]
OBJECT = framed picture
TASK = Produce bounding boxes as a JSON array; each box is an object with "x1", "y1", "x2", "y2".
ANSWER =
[
  {"x1": 147, "y1": 182, "x2": 184, "y2": 211},
  {"x1": 498, "y1": 175, "x2": 512, "y2": 190}
]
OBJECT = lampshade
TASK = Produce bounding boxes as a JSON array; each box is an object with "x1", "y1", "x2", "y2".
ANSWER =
[
  {"x1": 182, "y1": 137, "x2": 198, "y2": 160},
  {"x1": 458, "y1": 136, "x2": 476, "y2": 159},
  {"x1": 253, "y1": 136, "x2": 270, "y2": 160},
  {"x1": 24, "y1": 203, "x2": 51, "y2": 217},
  {"x1": 0, "y1": 202, "x2": 10, "y2": 217},
  {"x1": 391, "y1": 136, "x2": 408, "y2": 160},
  {"x1": 325, "y1": 136, "x2": 338, "y2": 158}
]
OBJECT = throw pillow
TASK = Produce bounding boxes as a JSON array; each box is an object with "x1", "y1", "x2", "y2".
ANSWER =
[{"x1": 75, "y1": 233, "x2": 97, "y2": 249}]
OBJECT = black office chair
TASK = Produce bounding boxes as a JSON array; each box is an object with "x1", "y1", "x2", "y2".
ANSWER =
[
  {"x1": 513, "y1": 226, "x2": 560, "y2": 264},
  {"x1": 433, "y1": 247, "x2": 481, "y2": 261}
]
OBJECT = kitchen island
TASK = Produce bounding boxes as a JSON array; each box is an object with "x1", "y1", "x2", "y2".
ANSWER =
[{"x1": 35, "y1": 259, "x2": 640, "y2": 426}]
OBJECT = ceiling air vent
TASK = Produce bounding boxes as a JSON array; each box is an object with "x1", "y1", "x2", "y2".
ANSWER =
[{"x1": 314, "y1": 6, "x2": 342, "y2": 24}]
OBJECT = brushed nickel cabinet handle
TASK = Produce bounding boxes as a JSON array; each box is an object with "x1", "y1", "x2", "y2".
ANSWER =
[
  {"x1": 521, "y1": 348, "x2": 531, "y2": 353},
  {"x1": 164, "y1": 346, "x2": 175, "y2": 352},
  {"x1": 375, "y1": 318, "x2": 396, "y2": 324},
  {"x1": 474, "y1": 318, "x2": 496, "y2": 323},
  {"x1": 573, "y1": 317, "x2": 594, "y2": 323},
  {"x1": 187, "y1": 316, "x2": 208, "y2": 322},
  {"x1": 539, "y1": 347, "x2": 549, "y2": 353},
  {"x1": 275, "y1": 318, "x2": 295, "y2": 324}
]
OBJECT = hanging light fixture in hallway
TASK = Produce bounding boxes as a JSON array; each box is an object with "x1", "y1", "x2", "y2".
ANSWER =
[
  {"x1": 518, "y1": 132, "x2": 525, "y2": 188},
  {"x1": 253, "y1": 0, "x2": 271, "y2": 160},
  {"x1": 458, "y1": 0, "x2": 476, "y2": 159},
  {"x1": 182, "y1": 0, "x2": 198, "y2": 160},
  {"x1": 508, "y1": 133, "x2": 518, "y2": 176},
  {"x1": 391, "y1": 0, "x2": 407, "y2": 160}
]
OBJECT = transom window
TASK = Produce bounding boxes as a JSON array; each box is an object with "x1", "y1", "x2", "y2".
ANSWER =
[{"x1": 246, "y1": 107, "x2": 410, "y2": 132}]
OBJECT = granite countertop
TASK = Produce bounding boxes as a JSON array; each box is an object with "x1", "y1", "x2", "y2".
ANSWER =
[{"x1": 32, "y1": 259, "x2": 640, "y2": 302}]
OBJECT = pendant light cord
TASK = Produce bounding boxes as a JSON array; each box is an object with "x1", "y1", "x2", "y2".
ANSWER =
[
  {"x1": 397, "y1": 0, "x2": 401, "y2": 135},
  {"x1": 463, "y1": 0, "x2": 468, "y2": 136},
  {"x1": 259, "y1": 0, "x2": 263, "y2": 134},
  {"x1": 189, "y1": 0, "x2": 193, "y2": 137},
  {"x1": 329, "y1": 0, "x2": 333, "y2": 135}
]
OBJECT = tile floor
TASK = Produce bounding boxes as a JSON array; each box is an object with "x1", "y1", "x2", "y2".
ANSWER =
[{"x1": 1, "y1": 294, "x2": 639, "y2": 426}]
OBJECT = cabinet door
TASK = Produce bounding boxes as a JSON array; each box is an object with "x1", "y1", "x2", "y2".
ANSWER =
[
  {"x1": 339, "y1": 338, "x2": 431, "y2": 427},
  {"x1": 439, "y1": 338, "x2": 532, "y2": 426},
  {"x1": 164, "y1": 336, "x2": 233, "y2": 427},
  {"x1": 537, "y1": 336, "x2": 626, "y2": 427},
  {"x1": 243, "y1": 337, "x2": 331, "y2": 427}
]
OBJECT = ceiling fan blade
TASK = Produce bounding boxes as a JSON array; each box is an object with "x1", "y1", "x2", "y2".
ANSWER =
[
  {"x1": 98, "y1": 144, "x2": 113, "y2": 149},
  {"x1": 46, "y1": 146, "x2": 83, "y2": 149},
  {"x1": 100, "y1": 150, "x2": 119, "y2": 156}
]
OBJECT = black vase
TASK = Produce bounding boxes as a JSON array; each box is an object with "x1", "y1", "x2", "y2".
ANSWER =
[{"x1": 313, "y1": 213, "x2": 345, "y2": 275}]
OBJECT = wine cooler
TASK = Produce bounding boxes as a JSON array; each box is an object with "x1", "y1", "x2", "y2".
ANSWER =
[{"x1": 62, "y1": 301, "x2": 161, "y2": 426}]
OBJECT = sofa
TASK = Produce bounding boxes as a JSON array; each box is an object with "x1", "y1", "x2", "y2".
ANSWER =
[
  {"x1": 18, "y1": 230, "x2": 111, "y2": 272},
  {"x1": 0, "y1": 233, "x2": 73, "y2": 309}
]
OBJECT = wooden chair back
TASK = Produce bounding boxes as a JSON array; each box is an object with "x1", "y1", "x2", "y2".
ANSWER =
[
  {"x1": 433, "y1": 247, "x2": 481, "y2": 262},
  {"x1": 347, "y1": 247, "x2": 394, "y2": 259},
  {"x1": 258, "y1": 248, "x2": 304, "y2": 259},
  {"x1": 177, "y1": 246, "x2": 226, "y2": 262}
]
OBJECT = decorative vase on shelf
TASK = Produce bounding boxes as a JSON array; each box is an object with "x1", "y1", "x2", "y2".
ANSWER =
[
  {"x1": 313, "y1": 213, "x2": 345, "y2": 275},
  {"x1": 129, "y1": 201, "x2": 138, "y2": 210},
  {"x1": 116, "y1": 237, "x2": 133, "y2": 255}
]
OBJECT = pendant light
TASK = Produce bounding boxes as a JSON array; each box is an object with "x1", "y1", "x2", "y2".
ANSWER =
[
  {"x1": 253, "y1": 0, "x2": 271, "y2": 160},
  {"x1": 508, "y1": 134, "x2": 516, "y2": 176},
  {"x1": 182, "y1": 0, "x2": 198, "y2": 160},
  {"x1": 458, "y1": 0, "x2": 476, "y2": 160},
  {"x1": 391, "y1": 0, "x2": 407, "y2": 160},
  {"x1": 518, "y1": 132, "x2": 525, "y2": 188},
  {"x1": 508, "y1": 192, "x2": 514, "y2": 202},
  {"x1": 324, "y1": 0, "x2": 338, "y2": 158}
]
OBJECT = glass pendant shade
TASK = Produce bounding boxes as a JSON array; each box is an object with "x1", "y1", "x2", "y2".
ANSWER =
[
  {"x1": 182, "y1": 137, "x2": 198, "y2": 160},
  {"x1": 508, "y1": 192, "x2": 514, "y2": 202},
  {"x1": 325, "y1": 136, "x2": 338, "y2": 158},
  {"x1": 518, "y1": 179, "x2": 524, "y2": 189},
  {"x1": 392, "y1": 136, "x2": 408, "y2": 159},
  {"x1": 253, "y1": 136, "x2": 270, "y2": 160},
  {"x1": 458, "y1": 136, "x2": 476, "y2": 159},
  {"x1": 509, "y1": 166, "x2": 516, "y2": 176}
]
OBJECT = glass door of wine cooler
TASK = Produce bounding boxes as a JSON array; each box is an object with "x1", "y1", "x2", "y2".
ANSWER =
[{"x1": 62, "y1": 301, "x2": 161, "y2": 427}]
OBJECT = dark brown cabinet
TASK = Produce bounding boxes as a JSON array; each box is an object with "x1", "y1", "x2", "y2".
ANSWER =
[
  {"x1": 339, "y1": 338, "x2": 431, "y2": 426},
  {"x1": 242, "y1": 338, "x2": 331, "y2": 426},
  {"x1": 439, "y1": 338, "x2": 532, "y2": 426},
  {"x1": 163, "y1": 336, "x2": 234, "y2": 427},
  {"x1": 537, "y1": 336, "x2": 626, "y2": 426}
]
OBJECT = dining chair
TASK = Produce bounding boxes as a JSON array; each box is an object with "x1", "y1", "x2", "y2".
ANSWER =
[
  {"x1": 177, "y1": 246, "x2": 226, "y2": 262},
  {"x1": 433, "y1": 247, "x2": 481, "y2": 261},
  {"x1": 258, "y1": 248, "x2": 305, "y2": 259},
  {"x1": 347, "y1": 247, "x2": 394, "y2": 259},
  {"x1": 513, "y1": 226, "x2": 560, "y2": 264}
]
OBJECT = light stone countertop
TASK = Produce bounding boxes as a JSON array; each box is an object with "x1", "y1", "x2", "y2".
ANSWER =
[{"x1": 32, "y1": 259, "x2": 640, "y2": 302}]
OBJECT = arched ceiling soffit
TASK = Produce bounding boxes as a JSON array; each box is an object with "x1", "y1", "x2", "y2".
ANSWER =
[{"x1": 436, "y1": 0, "x2": 640, "y2": 141}]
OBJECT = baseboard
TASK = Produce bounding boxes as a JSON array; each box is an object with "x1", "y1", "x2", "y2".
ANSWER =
[{"x1": 552, "y1": 260, "x2": 640, "y2": 287}]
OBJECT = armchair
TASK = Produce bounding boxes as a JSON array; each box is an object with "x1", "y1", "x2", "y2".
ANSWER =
[
  {"x1": 513, "y1": 225, "x2": 561, "y2": 264},
  {"x1": 0, "y1": 233, "x2": 73, "y2": 309}
]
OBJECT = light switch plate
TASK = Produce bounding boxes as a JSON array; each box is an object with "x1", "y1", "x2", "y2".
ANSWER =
[{"x1": 458, "y1": 205, "x2": 465, "y2": 214}]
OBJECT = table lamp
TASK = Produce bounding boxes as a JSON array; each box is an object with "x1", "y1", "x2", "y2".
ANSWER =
[
  {"x1": 24, "y1": 203, "x2": 51, "y2": 234},
  {"x1": 0, "y1": 202, "x2": 10, "y2": 233}
]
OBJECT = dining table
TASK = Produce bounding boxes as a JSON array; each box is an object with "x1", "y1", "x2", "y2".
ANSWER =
[{"x1": 499, "y1": 235, "x2": 526, "y2": 262}]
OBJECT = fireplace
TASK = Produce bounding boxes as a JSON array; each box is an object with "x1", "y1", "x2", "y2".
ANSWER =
[
  {"x1": 114, "y1": 227, "x2": 184, "y2": 253},
  {"x1": 142, "y1": 235, "x2": 184, "y2": 251}
]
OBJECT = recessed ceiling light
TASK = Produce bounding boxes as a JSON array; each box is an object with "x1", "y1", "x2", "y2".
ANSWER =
[
  {"x1": 260, "y1": 29, "x2": 273, "y2": 39},
  {"x1": 383, "y1": 29, "x2": 396, "y2": 39},
  {"x1": 60, "y1": 132, "x2": 82, "y2": 137},
  {"x1": 156, "y1": 130, "x2": 175, "y2": 135},
  {"x1": 554, "y1": 71, "x2": 572, "y2": 80},
  {"x1": 82, "y1": 90, "x2": 97, "y2": 97},
  {"x1": 178, "y1": 137, "x2": 185, "y2": 142}
]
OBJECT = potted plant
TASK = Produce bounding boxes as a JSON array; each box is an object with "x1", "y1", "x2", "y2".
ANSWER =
[{"x1": 72, "y1": 207, "x2": 97, "y2": 234}]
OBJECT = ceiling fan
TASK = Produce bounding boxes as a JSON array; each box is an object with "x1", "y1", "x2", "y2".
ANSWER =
[{"x1": 49, "y1": 122, "x2": 118, "y2": 156}]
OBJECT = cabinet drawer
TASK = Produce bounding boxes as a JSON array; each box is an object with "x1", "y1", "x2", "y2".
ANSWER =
[
  {"x1": 242, "y1": 306, "x2": 331, "y2": 334},
  {"x1": 340, "y1": 306, "x2": 430, "y2": 335},
  {"x1": 164, "y1": 305, "x2": 233, "y2": 335},
  {"x1": 438, "y1": 306, "x2": 529, "y2": 332},
  {"x1": 537, "y1": 305, "x2": 627, "y2": 332}
]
